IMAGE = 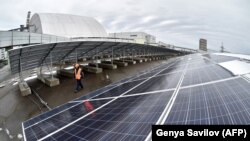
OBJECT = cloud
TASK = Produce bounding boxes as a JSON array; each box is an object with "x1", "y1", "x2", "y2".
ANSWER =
[
  {"x1": 0, "y1": 0, "x2": 249, "y2": 54},
  {"x1": 141, "y1": 16, "x2": 158, "y2": 23},
  {"x1": 156, "y1": 20, "x2": 179, "y2": 26}
]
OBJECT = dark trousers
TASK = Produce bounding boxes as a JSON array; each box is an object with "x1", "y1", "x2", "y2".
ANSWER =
[{"x1": 75, "y1": 79, "x2": 83, "y2": 91}]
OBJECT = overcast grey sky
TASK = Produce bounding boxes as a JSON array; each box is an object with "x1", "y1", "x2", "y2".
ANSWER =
[{"x1": 0, "y1": 0, "x2": 250, "y2": 54}]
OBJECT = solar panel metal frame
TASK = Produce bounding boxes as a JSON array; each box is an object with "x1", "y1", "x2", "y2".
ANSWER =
[{"x1": 9, "y1": 41, "x2": 181, "y2": 74}]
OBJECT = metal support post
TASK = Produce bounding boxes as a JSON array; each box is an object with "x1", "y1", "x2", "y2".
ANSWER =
[
  {"x1": 96, "y1": 47, "x2": 98, "y2": 68},
  {"x1": 19, "y1": 57, "x2": 24, "y2": 82},
  {"x1": 132, "y1": 50, "x2": 134, "y2": 61},
  {"x1": 111, "y1": 46, "x2": 113, "y2": 65},
  {"x1": 75, "y1": 49, "x2": 78, "y2": 63},
  {"x1": 50, "y1": 53, "x2": 53, "y2": 79},
  {"x1": 123, "y1": 47, "x2": 125, "y2": 62}
]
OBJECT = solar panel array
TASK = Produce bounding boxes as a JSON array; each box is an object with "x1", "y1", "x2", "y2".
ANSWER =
[
  {"x1": 8, "y1": 41, "x2": 180, "y2": 74},
  {"x1": 22, "y1": 53, "x2": 250, "y2": 141}
]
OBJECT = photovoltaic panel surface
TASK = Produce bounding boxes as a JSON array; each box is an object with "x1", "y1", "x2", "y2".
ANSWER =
[
  {"x1": 42, "y1": 91, "x2": 174, "y2": 141},
  {"x1": 125, "y1": 72, "x2": 181, "y2": 95},
  {"x1": 91, "y1": 79, "x2": 145, "y2": 99},
  {"x1": 158, "y1": 66, "x2": 184, "y2": 75},
  {"x1": 22, "y1": 53, "x2": 250, "y2": 141},
  {"x1": 23, "y1": 102, "x2": 78, "y2": 128},
  {"x1": 24, "y1": 99, "x2": 112, "y2": 141},
  {"x1": 182, "y1": 65, "x2": 233, "y2": 86},
  {"x1": 165, "y1": 78, "x2": 250, "y2": 125}
]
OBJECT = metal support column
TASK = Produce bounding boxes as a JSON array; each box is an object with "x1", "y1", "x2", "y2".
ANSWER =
[
  {"x1": 144, "y1": 48, "x2": 146, "y2": 57},
  {"x1": 18, "y1": 48, "x2": 24, "y2": 82},
  {"x1": 75, "y1": 49, "x2": 78, "y2": 63},
  {"x1": 19, "y1": 57, "x2": 24, "y2": 82},
  {"x1": 39, "y1": 65, "x2": 43, "y2": 77},
  {"x1": 123, "y1": 47, "x2": 125, "y2": 62},
  {"x1": 111, "y1": 46, "x2": 113, "y2": 65},
  {"x1": 132, "y1": 49, "x2": 134, "y2": 61},
  {"x1": 50, "y1": 53, "x2": 54, "y2": 79},
  {"x1": 96, "y1": 46, "x2": 98, "y2": 68}
]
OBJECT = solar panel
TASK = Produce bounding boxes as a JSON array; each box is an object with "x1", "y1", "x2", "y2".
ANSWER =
[
  {"x1": 165, "y1": 78, "x2": 250, "y2": 125},
  {"x1": 187, "y1": 59, "x2": 212, "y2": 69},
  {"x1": 8, "y1": 41, "x2": 180, "y2": 74},
  {"x1": 125, "y1": 72, "x2": 181, "y2": 95},
  {"x1": 23, "y1": 102, "x2": 78, "y2": 128},
  {"x1": 159, "y1": 66, "x2": 184, "y2": 74},
  {"x1": 37, "y1": 91, "x2": 174, "y2": 141},
  {"x1": 24, "y1": 99, "x2": 114, "y2": 140},
  {"x1": 22, "y1": 53, "x2": 250, "y2": 141},
  {"x1": 181, "y1": 65, "x2": 233, "y2": 86},
  {"x1": 91, "y1": 80, "x2": 145, "y2": 99}
]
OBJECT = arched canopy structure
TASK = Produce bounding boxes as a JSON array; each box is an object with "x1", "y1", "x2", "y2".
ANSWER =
[{"x1": 29, "y1": 13, "x2": 108, "y2": 38}]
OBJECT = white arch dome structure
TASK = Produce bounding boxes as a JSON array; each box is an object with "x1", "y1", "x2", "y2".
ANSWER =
[{"x1": 29, "y1": 13, "x2": 108, "y2": 38}]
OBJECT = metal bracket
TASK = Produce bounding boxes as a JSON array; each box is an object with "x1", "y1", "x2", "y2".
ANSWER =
[
  {"x1": 39, "y1": 43, "x2": 57, "y2": 66},
  {"x1": 92, "y1": 42, "x2": 120, "y2": 58},
  {"x1": 19, "y1": 48, "x2": 24, "y2": 82},
  {"x1": 59, "y1": 42, "x2": 84, "y2": 62},
  {"x1": 79, "y1": 42, "x2": 106, "y2": 57}
]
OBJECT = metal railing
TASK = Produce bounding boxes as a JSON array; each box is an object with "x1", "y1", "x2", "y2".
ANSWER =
[
  {"x1": 1, "y1": 31, "x2": 196, "y2": 54},
  {"x1": 0, "y1": 31, "x2": 70, "y2": 48},
  {"x1": 70, "y1": 37, "x2": 135, "y2": 43},
  {"x1": 158, "y1": 41, "x2": 197, "y2": 53}
]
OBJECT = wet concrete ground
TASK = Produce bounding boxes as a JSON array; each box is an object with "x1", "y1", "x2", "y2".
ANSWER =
[{"x1": 0, "y1": 60, "x2": 167, "y2": 141}]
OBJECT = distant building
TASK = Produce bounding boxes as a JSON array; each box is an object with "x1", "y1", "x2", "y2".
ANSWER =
[
  {"x1": 109, "y1": 32, "x2": 156, "y2": 45},
  {"x1": 199, "y1": 38, "x2": 207, "y2": 51},
  {"x1": 0, "y1": 48, "x2": 6, "y2": 60}
]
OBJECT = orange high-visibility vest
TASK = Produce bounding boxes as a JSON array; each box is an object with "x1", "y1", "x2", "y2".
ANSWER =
[{"x1": 75, "y1": 68, "x2": 82, "y2": 80}]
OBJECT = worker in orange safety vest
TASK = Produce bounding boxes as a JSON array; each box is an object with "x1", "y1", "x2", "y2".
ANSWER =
[{"x1": 74, "y1": 63, "x2": 84, "y2": 93}]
